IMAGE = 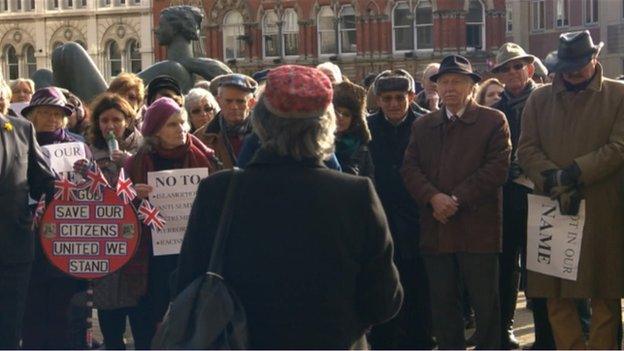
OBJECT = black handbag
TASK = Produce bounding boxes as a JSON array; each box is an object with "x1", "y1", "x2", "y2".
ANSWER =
[{"x1": 152, "y1": 169, "x2": 249, "y2": 349}]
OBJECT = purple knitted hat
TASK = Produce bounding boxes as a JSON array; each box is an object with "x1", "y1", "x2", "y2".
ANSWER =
[
  {"x1": 22, "y1": 87, "x2": 74, "y2": 117},
  {"x1": 141, "y1": 97, "x2": 182, "y2": 137}
]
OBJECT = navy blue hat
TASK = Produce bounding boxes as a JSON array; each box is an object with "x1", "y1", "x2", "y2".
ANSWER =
[{"x1": 251, "y1": 69, "x2": 271, "y2": 83}]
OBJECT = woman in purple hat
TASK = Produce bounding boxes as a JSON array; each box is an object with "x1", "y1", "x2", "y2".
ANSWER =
[
  {"x1": 122, "y1": 97, "x2": 218, "y2": 349},
  {"x1": 21, "y1": 86, "x2": 94, "y2": 349}
]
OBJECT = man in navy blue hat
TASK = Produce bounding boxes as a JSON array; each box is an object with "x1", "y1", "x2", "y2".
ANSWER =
[
  {"x1": 402, "y1": 54, "x2": 511, "y2": 349},
  {"x1": 518, "y1": 30, "x2": 624, "y2": 349}
]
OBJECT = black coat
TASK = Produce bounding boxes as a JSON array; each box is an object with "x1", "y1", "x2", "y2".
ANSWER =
[
  {"x1": 175, "y1": 148, "x2": 403, "y2": 349},
  {"x1": 367, "y1": 108, "x2": 421, "y2": 260},
  {"x1": 0, "y1": 115, "x2": 54, "y2": 264}
]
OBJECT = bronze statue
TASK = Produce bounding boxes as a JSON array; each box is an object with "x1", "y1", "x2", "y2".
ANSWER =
[{"x1": 33, "y1": 5, "x2": 231, "y2": 102}]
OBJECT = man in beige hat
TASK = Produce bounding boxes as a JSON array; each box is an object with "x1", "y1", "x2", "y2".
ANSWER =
[{"x1": 491, "y1": 42, "x2": 540, "y2": 349}]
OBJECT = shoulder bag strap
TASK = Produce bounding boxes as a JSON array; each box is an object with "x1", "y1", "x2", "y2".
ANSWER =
[{"x1": 207, "y1": 167, "x2": 242, "y2": 275}]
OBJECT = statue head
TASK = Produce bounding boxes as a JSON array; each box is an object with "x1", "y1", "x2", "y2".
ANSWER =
[{"x1": 156, "y1": 5, "x2": 203, "y2": 45}]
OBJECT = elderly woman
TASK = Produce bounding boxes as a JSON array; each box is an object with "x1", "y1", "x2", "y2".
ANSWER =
[
  {"x1": 20, "y1": 87, "x2": 92, "y2": 349},
  {"x1": 123, "y1": 97, "x2": 218, "y2": 349},
  {"x1": 184, "y1": 87, "x2": 219, "y2": 133},
  {"x1": 333, "y1": 81, "x2": 374, "y2": 179},
  {"x1": 9, "y1": 78, "x2": 34, "y2": 117},
  {"x1": 175, "y1": 65, "x2": 402, "y2": 348}
]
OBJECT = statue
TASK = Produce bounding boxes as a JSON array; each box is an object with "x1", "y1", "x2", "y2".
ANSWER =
[{"x1": 33, "y1": 5, "x2": 231, "y2": 102}]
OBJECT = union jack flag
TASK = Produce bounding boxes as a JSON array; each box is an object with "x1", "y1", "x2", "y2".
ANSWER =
[
  {"x1": 138, "y1": 199, "x2": 166, "y2": 231},
  {"x1": 54, "y1": 176, "x2": 76, "y2": 201},
  {"x1": 84, "y1": 163, "x2": 109, "y2": 196},
  {"x1": 115, "y1": 169, "x2": 137, "y2": 204},
  {"x1": 32, "y1": 194, "x2": 46, "y2": 231}
]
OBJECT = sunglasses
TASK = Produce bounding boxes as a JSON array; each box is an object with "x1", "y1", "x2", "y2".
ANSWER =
[
  {"x1": 498, "y1": 62, "x2": 526, "y2": 73},
  {"x1": 191, "y1": 106, "x2": 215, "y2": 115}
]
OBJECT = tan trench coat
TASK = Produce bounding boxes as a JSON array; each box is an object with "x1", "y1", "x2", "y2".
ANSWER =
[{"x1": 518, "y1": 64, "x2": 624, "y2": 298}]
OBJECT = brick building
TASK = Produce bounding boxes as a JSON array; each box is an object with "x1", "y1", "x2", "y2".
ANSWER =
[
  {"x1": 505, "y1": 0, "x2": 624, "y2": 78},
  {"x1": 154, "y1": 0, "x2": 507, "y2": 83}
]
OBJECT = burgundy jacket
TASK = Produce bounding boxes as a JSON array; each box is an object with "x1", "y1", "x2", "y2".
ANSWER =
[{"x1": 401, "y1": 100, "x2": 511, "y2": 253}]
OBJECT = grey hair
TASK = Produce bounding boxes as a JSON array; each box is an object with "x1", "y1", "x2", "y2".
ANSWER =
[
  {"x1": 9, "y1": 78, "x2": 35, "y2": 93},
  {"x1": 252, "y1": 97, "x2": 336, "y2": 161},
  {"x1": 316, "y1": 61, "x2": 343, "y2": 83},
  {"x1": 184, "y1": 88, "x2": 220, "y2": 114}
]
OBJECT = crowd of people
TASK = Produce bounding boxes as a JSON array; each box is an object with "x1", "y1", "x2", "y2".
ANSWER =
[{"x1": 0, "y1": 28, "x2": 623, "y2": 349}]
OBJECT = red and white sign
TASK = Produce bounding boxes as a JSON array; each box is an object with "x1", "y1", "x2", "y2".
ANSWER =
[{"x1": 39, "y1": 185, "x2": 141, "y2": 279}]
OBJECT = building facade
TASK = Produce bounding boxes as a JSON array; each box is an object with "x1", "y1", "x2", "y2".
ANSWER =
[
  {"x1": 505, "y1": 0, "x2": 624, "y2": 78},
  {"x1": 0, "y1": 0, "x2": 154, "y2": 83},
  {"x1": 154, "y1": 0, "x2": 507, "y2": 83}
]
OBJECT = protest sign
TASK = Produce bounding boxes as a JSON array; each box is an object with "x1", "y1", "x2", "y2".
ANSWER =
[
  {"x1": 42, "y1": 142, "x2": 87, "y2": 177},
  {"x1": 147, "y1": 168, "x2": 209, "y2": 256},
  {"x1": 526, "y1": 194, "x2": 585, "y2": 281},
  {"x1": 39, "y1": 185, "x2": 141, "y2": 280}
]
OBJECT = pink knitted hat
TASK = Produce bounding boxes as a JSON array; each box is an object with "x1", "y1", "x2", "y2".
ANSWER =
[{"x1": 141, "y1": 97, "x2": 181, "y2": 137}]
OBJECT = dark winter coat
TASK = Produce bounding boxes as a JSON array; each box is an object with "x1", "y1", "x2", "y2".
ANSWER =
[
  {"x1": 175, "y1": 148, "x2": 403, "y2": 349},
  {"x1": 401, "y1": 101, "x2": 511, "y2": 253},
  {"x1": 335, "y1": 135, "x2": 374, "y2": 180}
]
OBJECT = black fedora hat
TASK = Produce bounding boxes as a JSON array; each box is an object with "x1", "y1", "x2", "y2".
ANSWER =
[
  {"x1": 430, "y1": 55, "x2": 481, "y2": 83},
  {"x1": 544, "y1": 30, "x2": 603, "y2": 73}
]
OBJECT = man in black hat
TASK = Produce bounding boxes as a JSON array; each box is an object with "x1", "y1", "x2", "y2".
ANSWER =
[
  {"x1": 518, "y1": 30, "x2": 624, "y2": 349},
  {"x1": 401, "y1": 54, "x2": 511, "y2": 349}
]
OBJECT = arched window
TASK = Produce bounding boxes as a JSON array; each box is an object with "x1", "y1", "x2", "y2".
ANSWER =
[
  {"x1": 126, "y1": 39, "x2": 141, "y2": 73},
  {"x1": 4, "y1": 45, "x2": 18, "y2": 79},
  {"x1": 223, "y1": 11, "x2": 245, "y2": 60},
  {"x1": 415, "y1": 0, "x2": 433, "y2": 49},
  {"x1": 317, "y1": 6, "x2": 336, "y2": 55},
  {"x1": 107, "y1": 41, "x2": 122, "y2": 78},
  {"x1": 263, "y1": 10, "x2": 279, "y2": 58},
  {"x1": 283, "y1": 9, "x2": 299, "y2": 56},
  {"x1": 339, "y1": 5, "x2": 356, "y2": 54},
  {"x1": 466, "y1": 0, "x2": 485, "y2": 50},
  {"x1": 24, "y1": 44, "x2": 36, "y2": 78},
  {"x1": 393, "y1": 2, "x2": 413, "y2": 52}
]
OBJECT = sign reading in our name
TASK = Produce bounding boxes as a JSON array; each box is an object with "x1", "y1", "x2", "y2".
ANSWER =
[
  {"x1": 39, "y1": 185, "x2": 140, "y2": 279},
  {"x1": 42, "y1": 142, "x2": 87, "y2": 176},
  {"x1": 526, "y1": 194, "x2": 585, "y2": 281},
  {"x1": 147, "y1": 168, "x2": 209, "y2": 256}
]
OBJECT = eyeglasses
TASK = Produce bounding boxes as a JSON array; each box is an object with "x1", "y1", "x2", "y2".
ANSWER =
[
  {"x1": 498, "y1": 62, "x2": 526, "y2": 73},
  {"x1": 191, "y1": 106, "x2": 215, "y2": 115}
]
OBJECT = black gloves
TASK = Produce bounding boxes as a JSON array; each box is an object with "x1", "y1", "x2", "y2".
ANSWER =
[{"x1": 541, "y1": 162, "x2": 582, "y2": 216}]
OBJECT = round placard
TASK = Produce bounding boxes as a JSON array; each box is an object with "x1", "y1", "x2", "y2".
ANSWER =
[{"x1": 39, "y1": 185, "x2": 141, "y2": 280}]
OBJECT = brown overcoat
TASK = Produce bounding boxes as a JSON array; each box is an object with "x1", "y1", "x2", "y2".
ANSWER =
[
  {"x1": 518, "y1": 64, "x2": 624, "y2": 298},
  {"x1": 401, "y1": 100, "x2": 512, "y2": 253}
]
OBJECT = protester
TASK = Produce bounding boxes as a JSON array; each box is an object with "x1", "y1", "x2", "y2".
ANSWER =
[
  {"x1": 194, "y1": 73, "x2": 257, "y2": 169},
  {"x1": 175, "y1": 64, "x2": 403, "y2": 348},
  {"x1": 79, "y1": 93, "x2": 144, "y2": 349},
  {"x1": 184, "y1": 88, "x2": 219, "y2": 133},
  {"x1": 489, "y1": 42, "x2": 540, "y2": 349},
  {"x1": 518, "y1": 30, "x2": 624, "y2": 350},
  {"x1": 9, "y1": 78, "x2": 34, "y2": 103},
  {"x1": 123, "y1": 97, "x2": 218, "y2": 349},
  {"x1": 317, "y1": 61, "x2": 343, "y2": 83},
  {"x1": 401, "y1": 54, "x2": 511, "y2": 349},
  {"x1": 476, "y1": 78, "x2": 505, "y2": 107},
  {"x1": 367, "y1": 69, "x2": 433, "y2": 349},
  {"x1": 20, "y1": 87, "x2": 92, "y2": 349},
  {"x1": 415, "y1": 63, "x2": 441, "y2": 111},
  {"x1": 0, "y1": 80, "x2": 55, "y2": 349},
  {"x1": 107, "y1": 73, "x2": 145, "y2": 113},
  {"x1": 333, "y1": 81, "x2": 373, "y2": 178}
]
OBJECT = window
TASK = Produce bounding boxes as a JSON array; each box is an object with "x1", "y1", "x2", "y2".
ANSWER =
[
  {"x1": 52, "y1": 41, "x2": 63, "y2": 50},
  {"x1": 263, "y1": 10, "x2": 279, "y2": 58},
  {"x1": 107, "y1": 41, "x2": 122, "y2": 78},
  {"x1": 415, "y1": 0, "x2": 433, "y2": 49},
  {"x1": 16, "y1": 0, "x2": 21, "y2": 10},
  {"x1": 1, "y1": 0, "x2": 7, "y2": 11},
  {"x1": 223, "y1": 11, "x2": 245, "y2": 60},
  {"x1": 393, "y1": 2, "x2": 413, "y2": 52},
  {"x1": 466, "y1": 0, "x2": 485, "y2": 50},
  {"x1": 24, "y1": 45, "x2": 36, "y2": 77},
  {"x1": 339, "y1": 5, "x2": 356, "y2": 54},
  {"x1": 5, "y1": 45, "x2": 18, "y2": 79},
  {"x1": 66, "y1": 0, "x2": 72, "y2": 8},
  {"x1": 283, "y1": 9, "x2": 299, "y2": 56},
  {"x1": 556, "y1": 0, "x2": 569, "y2": 27},
  {"x1": 317, "y1": 6, "x2": 336, "y2": 55},
  {"x1": 28, "y1": 0, "x2": 34, "y2": 11},
  {"x1": 585, "y1": 0, "x2": 598, "y2": 24},
  {"x1": 532, "y1": 0, "x2": 545, "y2": 31},
  {"x1": 127, "y1": 40, "x2": 141, "y2": 73},
  {"x1": 75, "y1": 40, "x2": 86, "y2": 50},
  {"x1": 506, "y1": 3, "x2": 513, "y2": 33}
]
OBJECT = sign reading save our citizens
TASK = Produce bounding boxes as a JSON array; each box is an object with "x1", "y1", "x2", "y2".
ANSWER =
[{"x1": 39, "y1": 185, "x2": 141, "y2": 280}]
